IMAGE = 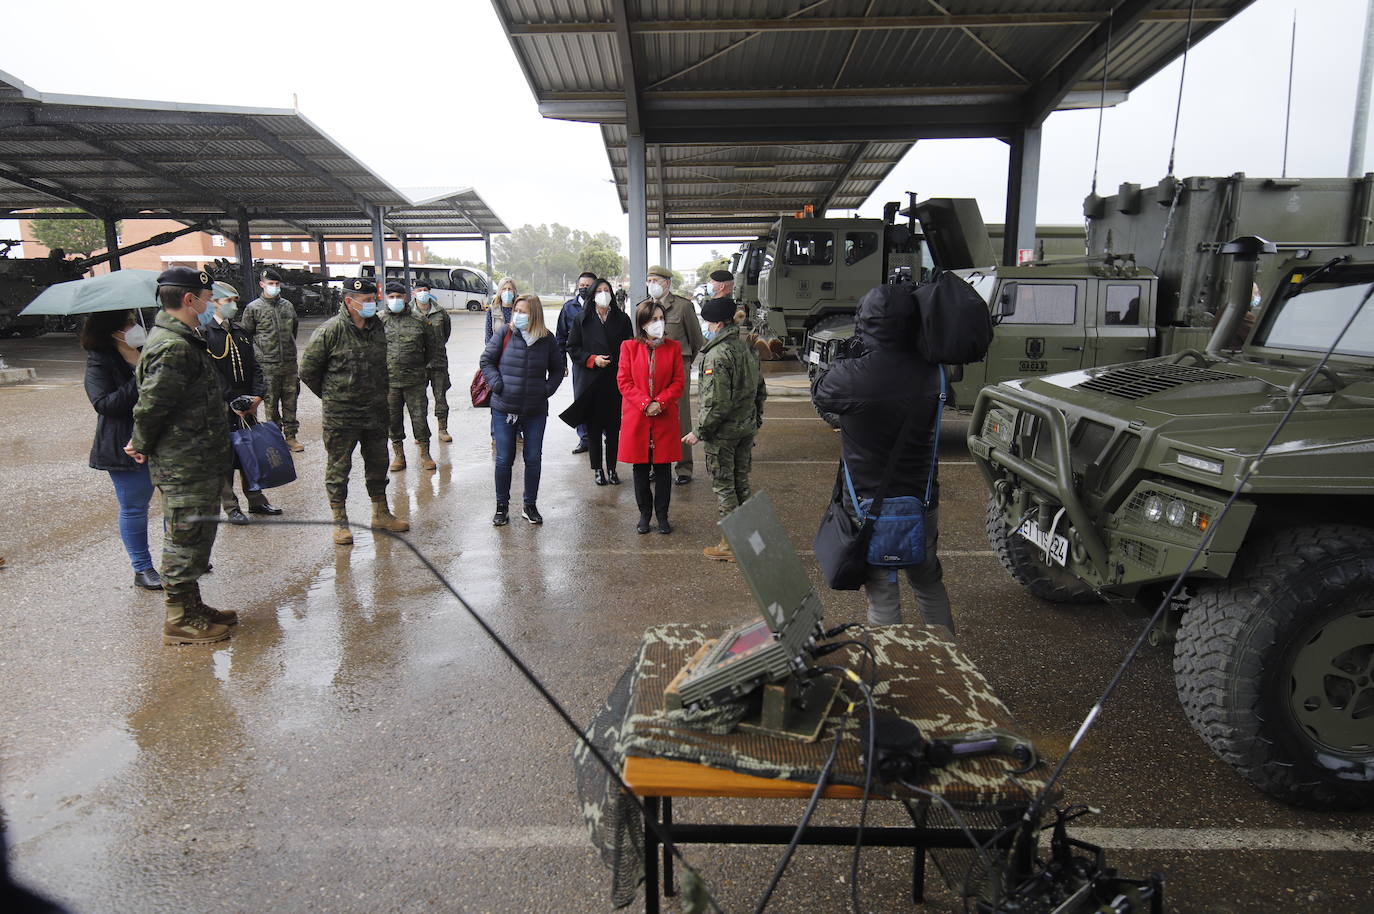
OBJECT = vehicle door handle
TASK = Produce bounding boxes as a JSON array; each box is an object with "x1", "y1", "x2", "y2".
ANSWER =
[
  {"x1": 1062, "y1": 346, "x2": 1084, "y2": 351},
  {"x1": 1126, "y1": 346, "x2": 1148, "y2": 352},
  {"x1": 821, "y1": 282, "x2": 834, "y2": 290}
]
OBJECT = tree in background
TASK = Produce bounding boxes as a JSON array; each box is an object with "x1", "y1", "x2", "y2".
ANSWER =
[
  {"x1": 493, "y1": 224, "x2": 625, "y2": 293},
  {"x1": 694, "y1": 250, "x2": 729, "y2": 288},
  {"x1": 30, "y1": 208, "x2": 119, "y2": 258}
]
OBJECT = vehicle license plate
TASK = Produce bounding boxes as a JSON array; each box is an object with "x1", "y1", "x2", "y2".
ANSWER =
[
  {"x1": 1016, "y1": 518, "x2": 1069, "y2": 566},
  {"x1": 807, "y1": 350, "x2": 821, "y2": 365}
]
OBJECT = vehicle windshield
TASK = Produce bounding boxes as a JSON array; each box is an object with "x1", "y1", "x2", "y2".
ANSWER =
[{"x1": 1255, "y1": 274, "x2": 1374, "y2": 359}]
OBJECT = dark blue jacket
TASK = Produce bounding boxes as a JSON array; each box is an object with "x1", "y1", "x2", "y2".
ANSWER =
[
  {"x1": 85, "y1": 347, "x2": 141, "y2": 472},
  {"x1": 555, "y1": 296, "x2": 584, "y2": 358},
  {"x1": 480, "y1": 326, "x2": 565, "y2": 416}
]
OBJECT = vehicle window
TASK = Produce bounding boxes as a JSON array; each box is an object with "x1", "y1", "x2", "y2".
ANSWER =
[
  {"x1": 1003, "y1": 284, "x2": 1077, "y2": 325},
  {"x1": 782, "y1": 231, "x2": 834, "y2": 266},
  {"x1": 1257, "y1": 279, "x2": 1374, "y2": 358},
  {"x1": 1104, "y1": 284, "x2": 1141, "y2": 325},
  {"x1": 843, "y1": 231, "x2": 879, "y2": 266},
  {"x1": 761, "y1": 232, "x2": 777, "y2": 274},
  {"x1": 746, "y1": 246, "x2": 763, "y2": 284},
  {"x1": 730, "y1": 252, "x2": 742, "y2": 274},
  {"x1": 361, "y1": 265, "x2": 375, "y2": 280}
]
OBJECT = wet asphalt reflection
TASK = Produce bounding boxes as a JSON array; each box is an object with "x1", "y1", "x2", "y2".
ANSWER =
[{"x1": 0, "y1": 314, "x2": 1370, "y2": 913}]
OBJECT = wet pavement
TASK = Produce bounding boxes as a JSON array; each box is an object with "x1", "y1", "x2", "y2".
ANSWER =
[{"x1": 1, "y1": 315, "x2": 1371, "y2": 913}]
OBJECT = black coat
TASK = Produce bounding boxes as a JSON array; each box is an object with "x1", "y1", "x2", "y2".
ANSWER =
[
  {"x1": 204, "y1": 317, "x2": 266, "y2": 401},
  {"x1": 480, "y1": 326, "x2": 565, "y2": 416},
  {"x1": 567, "y1": 304, "x2": 634, "y2": 426},
  {"x1": 85, "y1": 348, "x2": 142, "y2": 472},
  {"x1": 812, "y1": 284, "x2": 943, "y2": 504}
]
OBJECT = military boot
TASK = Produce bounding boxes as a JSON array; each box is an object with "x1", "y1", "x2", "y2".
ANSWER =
[
  {"x1": 703, "y1": 538, "x2": 735, "y2": 562},
  {"x1": 193, "y1": 586, "x2": 238, "y2": 627},
  {"x1": 163, "y1": 593, "x2": 231, "y2": 646},
  {"x1": 437, "y1": 421, "x2": 453, "y2": 443},
  {"x1": 417, "y1": 441, "x2": 438, "y2": 471},
  {"x1": 331, "y1": 504, "x2": 353, "y2": 545},
  {"x1": 389, "y1": 441, "x2": 407, "y2": 472},
  {"x1": 370, "y1": 496, "x2": 410, "y2": 533}
]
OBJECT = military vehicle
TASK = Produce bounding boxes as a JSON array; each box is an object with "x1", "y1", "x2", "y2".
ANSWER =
[
  {"x1": 206, "y1": 258, "x2": 339, "y2": 315},
  {"x1": 0, "y1": 241, "x2": 88, "y2": 337},
  {"x1": 968, "y1": 242, "x2": 1374, "y2": 809},
  {"x1": 810, "y1": 174, "x2": 1374, "y2": 409},
  {"x1": 730, "y1": 238, "x2": 768, "y2": 328}
]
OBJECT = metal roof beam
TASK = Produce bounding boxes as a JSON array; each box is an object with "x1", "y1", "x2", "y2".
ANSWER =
[
  {"x1": 1026, "y1": 0, "x2": 1165, "y2": 125},
  {"x1": 609, "y1": 0, "x2": 641, "y2": 136},
  {"x1": 640, "y1": 102, "x2": 1020, "y2": 143},
  {"x1": 506, "y1": 10, "x2": 1230, "y2": 35},
  {"x1": 235, "y1": 120, "x2": 380, "y2": 223},
  {"x1": 0, "y1": 162, "x2": 114, "y2": 215},
  {"x1": 817, "y1": 142, "x2": 873, "y2": 213}
]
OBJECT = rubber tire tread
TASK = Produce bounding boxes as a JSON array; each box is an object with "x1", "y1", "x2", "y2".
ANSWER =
[
  {"x1": 984, "y1": 495, "x2": 1099, "y2": 604},
  {"x1": 1173, "y1": 523, "x2": 1374, "y2": 810}
]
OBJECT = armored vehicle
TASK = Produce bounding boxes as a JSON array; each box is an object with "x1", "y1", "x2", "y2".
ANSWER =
[
  {"x1": 206, "y1": 259, "x2": 338, "y2": 316},
  {"x1": 0, "y1": 242, "x2": 87, "y2": 337},
  {"x1": 968, "y1": 244, "x2": 1374, "y2": 809},
  {"x1": 730, "y1": 238, "x2": 767, "y2": 327}
]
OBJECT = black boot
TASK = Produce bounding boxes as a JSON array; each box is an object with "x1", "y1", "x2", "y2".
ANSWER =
[
  {"x1": 492, "y1": 503, "x2": 509, "y2": 526},
  {"x1": 522, "y1": 503, "x2": 543, "y2": 525},
  {"x1": 656, "y1": 515, "x2": 672, "y2": 535},
  {"x1": 594, "y1": 469, "x2": 607, "y2": 486},
  {"x1": 637, "y1": 513, "x2": 652, "y2": 535},
  {"x1": 607, "y1": 467, "x2": 621, "y2": 485}
]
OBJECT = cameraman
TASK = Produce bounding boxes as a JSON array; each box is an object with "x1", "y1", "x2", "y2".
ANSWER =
[{"x1": 812, "y1": 284, "x2": 953, "y2": 632}]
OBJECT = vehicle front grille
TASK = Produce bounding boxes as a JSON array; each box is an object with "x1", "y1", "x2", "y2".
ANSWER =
[
  {"x1": 1075, "y1": 363, "x2": 1241, "y2": 400},
  {"x1": 1119, "y1": 537, "x2": 1160, "y2": 571}
]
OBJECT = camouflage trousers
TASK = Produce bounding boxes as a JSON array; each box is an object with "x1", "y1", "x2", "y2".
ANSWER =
[
  {"x1": 158, "y1": 478, "x2": 221, "y2": 599},
  {"x1": 428, "y1": 366, "x2": 451, "y2": 423},
  {"x1": 703, "y1": 433, "x2": 754, "y2": 517},
  {"x1": 323, "y1": 426, "x2": 390, "y2": 506},
  {"x1": 262, "y1": 366, "x2": 300, "y2": 439},
  {"x1": 220, "y1": 467, "x2": 267, "y2": 512},
  {"x1": 388, "y1": 384, "x2": 430, "y2": 443}
]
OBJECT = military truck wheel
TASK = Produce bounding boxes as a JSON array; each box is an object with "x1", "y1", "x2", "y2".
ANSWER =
[
  {"x1": 985, "y1": 496, "x2": 1100, "y2": 604},
  {"x1": 1174, "y1": 525, "x2": 1374, "y2": 809}
]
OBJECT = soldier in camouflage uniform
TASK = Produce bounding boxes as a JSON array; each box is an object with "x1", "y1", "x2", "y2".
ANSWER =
[
  {"x1": 299, "y1": 277, "x2": 411, "y2": 546},
  {"x1": 410, "y1": 278, "x2": 453, "y2": 442},
  {"x1": 240, "y1": 267, "x2": 304, "y2": 451},
  {"x1": 682, "y1": 289, "x2": 767, "y2": 561},
  {"x1": 127, "y1": 267, "x2": 235, "y2": 645},
  {"x1": 381, "y1": 281, "x2": 438, "y2": 472}
]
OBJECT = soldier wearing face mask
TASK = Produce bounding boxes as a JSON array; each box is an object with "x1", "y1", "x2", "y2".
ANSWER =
[
  {"x1": 409, "y1": 279, "x2": 453, "y2": 442},
  {"x1": 381, "y1": 280, "x2": 437, "y2": 472},
  {"x1": 300, "y1": 277, "x2": 411, "y2": 546},
  {"x1": 240, "y1": 267, "x2": 304, "y2": 452},
  {"x1": 205, "y1": 282, "x2": 281, "y2": 524},
  {"x1": 634, "y1": 265, "x2": 706, "y2": 485}
]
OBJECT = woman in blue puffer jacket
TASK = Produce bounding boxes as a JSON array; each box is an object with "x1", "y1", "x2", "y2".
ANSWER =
[{"x1": 479, "y1": 293, "x2": 565, "y2": 526}]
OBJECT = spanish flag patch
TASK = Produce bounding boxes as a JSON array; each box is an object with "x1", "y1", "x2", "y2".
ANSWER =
[{"x1": 703, "y1": 368, "x2": 713, "y2": 375}]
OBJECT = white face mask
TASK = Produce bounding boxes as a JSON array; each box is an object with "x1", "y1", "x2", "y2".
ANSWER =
[
  {"x1": 646, "y1": 319, "x2": 665, "y2": 339},
  {"x1": 647, "y1": 282, "x2": 666, "y2": 299},
  {"x1": 120, "y1": 323, "x2": 147, "y2": 349},
  {"x1": 594, "y1": 291, "x2": 612, "y2": 308},
  {"x1": 262, "y1": 283, "x2": 281, "y2": 298},
  {"x1": 387, "y1": 297, "x2": 407, "y2": 313}
]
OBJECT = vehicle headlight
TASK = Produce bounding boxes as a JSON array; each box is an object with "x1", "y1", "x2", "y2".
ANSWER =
[
  {"x1": 1165, "y1": 500, "x2": 1188, "y2": 526},
  {"x1": 1143, "y1": 495, "x2": 1165, "y2": 523},
  {"x1": 1176, "y1": 452, "x2": 1224, "y2": 475}
]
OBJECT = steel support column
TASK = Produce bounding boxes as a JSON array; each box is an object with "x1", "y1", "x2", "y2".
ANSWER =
[
  {"x1": 236, "y1": 212, "x2": 254, "y2": 295},
  {"x1": 1002, "y1": 125, "x2": 1042, "y2": 266},
  {"x1": 316, "y1": 235, "x2": 329, "y2": 288},
  {"x1": 483, "y1": 232, "x2": 493, "y2": 279},
  {"x1": 371, "y1": 206, "x2": 387, "y2": 289},
  {"x1": 627, "y1": 133, "x2": 648, "y2": 299},
  {"x1": 103, "y1": 215, "x2": 121, "y2": 271},
  {"x1": 401, "y1": 232, "x2": 412, "y2": 287},
  {"x1": 659, "y1": 227, "x2": 671, "y2": 272}
]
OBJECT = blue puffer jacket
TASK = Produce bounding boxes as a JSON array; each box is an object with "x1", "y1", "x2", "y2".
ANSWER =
[{"x1": 480, "y1": 326, "x2": 565, "y2": 416}]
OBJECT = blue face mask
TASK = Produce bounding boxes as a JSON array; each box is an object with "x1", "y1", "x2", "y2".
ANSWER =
[
  {"x1": 196, "y1": 297, "x2": 215, "y2": 328},
  {"x1": 358, "y1": 300, "x2": 378, "y2": 319},
  {"x1": 703, "y1": 328, "x2": 717, "y2": 341},
  {"x1": 512, "y1": 312, "x2": 530, "y2": 331},
  {"x1": 415, "y1": 290, "x2": 431, "y2": 304},
  {"x1": 501, "y1": 290, "x2": 515, "y2": 305},
  {"x1": 387, "y1": 297, "x2": 406, "y2": 313}
]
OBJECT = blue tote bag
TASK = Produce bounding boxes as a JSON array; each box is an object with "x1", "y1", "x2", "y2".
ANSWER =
[{"x1": 230, "y1": 417, "x2": 297, "y2": 491}]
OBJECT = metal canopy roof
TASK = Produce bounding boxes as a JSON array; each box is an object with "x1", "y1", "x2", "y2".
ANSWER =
[
  {"x1": 495, "y1": 1, "x2": 1256, "y2": 231},
  {"x1": 0, "y1": 70, "x2": 507, "y2": 240}
]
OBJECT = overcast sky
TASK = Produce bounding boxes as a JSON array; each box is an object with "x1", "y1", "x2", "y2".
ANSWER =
[{"x1": 4, "y1": 0, "x2": 1373, "y2": 271}]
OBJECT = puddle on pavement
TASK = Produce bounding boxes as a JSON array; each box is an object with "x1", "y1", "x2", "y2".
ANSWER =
[{"x1": 3, "y1": 726, "x2": 138, "y2": 846}]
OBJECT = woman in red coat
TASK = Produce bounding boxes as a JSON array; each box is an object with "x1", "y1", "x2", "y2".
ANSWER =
[{"x1": 618, "y1": 301, "x2": 685, "y2": 534}]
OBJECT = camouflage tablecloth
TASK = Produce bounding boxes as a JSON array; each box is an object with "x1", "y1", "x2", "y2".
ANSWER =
[{"x1": 574, "y1": 622, "x2": 1052, "y2": 907}]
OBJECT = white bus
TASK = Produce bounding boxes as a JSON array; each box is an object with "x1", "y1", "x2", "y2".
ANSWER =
[{"x1": 358, "y1": 264, "x2": 492, "y2": 311}]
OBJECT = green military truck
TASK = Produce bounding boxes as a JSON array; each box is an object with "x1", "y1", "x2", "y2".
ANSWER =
[
  {"x1": 730, "y1": 237, "x2": 767, "y2": 328},
  {"x1": 968, "y1": 243, "x2": 1374, "y2": 809}
]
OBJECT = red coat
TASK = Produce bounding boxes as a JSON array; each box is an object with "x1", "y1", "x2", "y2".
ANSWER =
[{"x1": 617, "y1": 338, "x2": 684, "y2": 464}]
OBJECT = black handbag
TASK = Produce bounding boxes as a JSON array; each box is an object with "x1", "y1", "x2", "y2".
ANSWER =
[{"x1": 812, "y1": 378, "x2": 936, "y2": 590}]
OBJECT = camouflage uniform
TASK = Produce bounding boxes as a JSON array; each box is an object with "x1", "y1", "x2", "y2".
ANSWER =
[
  {"x1": 299, "y1": 305, "x2": 391, "y2": 506},
  {"x1": 384, "y1": 308, "x2": 436, "y2": 443},
  {"x1": 130, "y1": 310, "x2": 232, "y2": 620},
  {"x1": 240, "y1": 294, "x2": 301, "y2": 439},
  {"x1": 635, "y1": 290, "x2": 706, "y2": 477},
  {"x1": 413, "y1": 301, "x2": 452, "y2": 424},
  {"x1": 693, "y1": 322, "x2": 766, "y2": 516}
]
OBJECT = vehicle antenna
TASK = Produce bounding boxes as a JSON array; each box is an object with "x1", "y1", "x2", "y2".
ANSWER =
[
  {"x1": 1349, "y1": 0, "x2": 1374, "y2": 176},
  {"x1": 1155, "y1": 0, "x2": 1199, "y2": 272},
  {"x1": 1089, "y1": 17, "x2": 1113, "y2": 197},
  {"x1": 1282, "y1": 10, "x2": 1297, "y2": 178}
]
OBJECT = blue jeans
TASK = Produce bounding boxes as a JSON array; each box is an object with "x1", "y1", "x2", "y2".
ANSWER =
[
  {"x1": 107, "y1": 466, "x2": 155, "y2": 572},
  {"x1": 491, "y1": 411, "x2": 547, "y2": 506}
]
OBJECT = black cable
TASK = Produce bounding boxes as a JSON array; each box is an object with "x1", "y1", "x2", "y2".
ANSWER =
[
  {"x1": 185, "y1": 516, "x2": 725, "y2": 914},
  {"x1": 752, "y1": 689, "x2": 854, "y2": 914},
  {"x1": 1025, "y1": 280, "x2": 1374, "y2": 816}
]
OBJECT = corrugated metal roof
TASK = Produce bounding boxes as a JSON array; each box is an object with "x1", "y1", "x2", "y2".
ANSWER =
[
  {"x1": 0, "y1": 70, "x2": 507, "y2": 240},
  {"x1": 494, "y1": 1, "x2": 1255, "y2": 228}
]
